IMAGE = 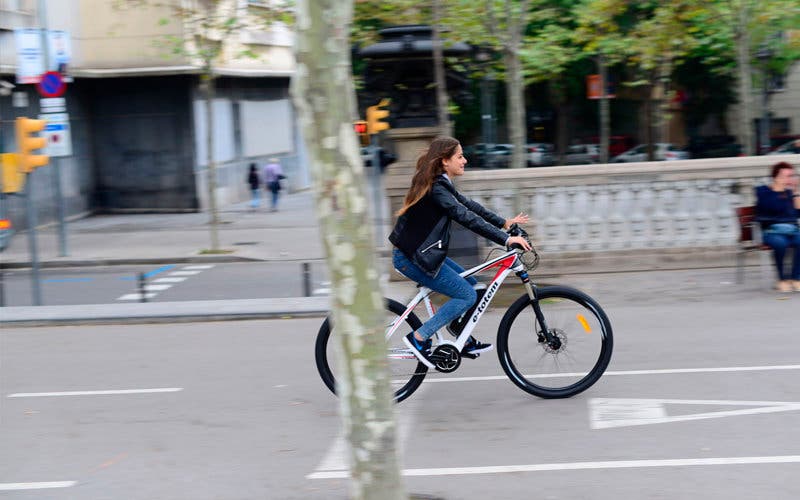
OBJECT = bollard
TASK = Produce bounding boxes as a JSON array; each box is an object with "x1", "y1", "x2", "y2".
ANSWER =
[
  {"x1": 302, "y1": 262, "x2": 311, "y2": 297},
  {"x1": 138, "y1": 272, "x2": 147, "y2": 303}
]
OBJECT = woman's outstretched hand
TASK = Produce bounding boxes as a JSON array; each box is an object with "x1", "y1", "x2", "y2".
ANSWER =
[
  {"x1": 504, "y1": 213, "x2": 530, "y2": 229},
  {"x1": 507, "y1": 235, "x2": 532, "y2": 251}
]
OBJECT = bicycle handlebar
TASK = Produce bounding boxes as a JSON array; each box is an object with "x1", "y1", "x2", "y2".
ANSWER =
[{"x1": 506, "y1": 223, "x2": 531, "y2": 251}]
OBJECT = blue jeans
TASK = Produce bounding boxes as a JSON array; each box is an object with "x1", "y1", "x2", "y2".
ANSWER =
[
  {"x1": 250, "y1": 188, "x2": 260, "y2": 208},
  {"x1": 763, "y1": 231, "x2": 800, "y2": 281},
  {"x1": 393, "y1": 249, "x2": 477, "y2": 341}
]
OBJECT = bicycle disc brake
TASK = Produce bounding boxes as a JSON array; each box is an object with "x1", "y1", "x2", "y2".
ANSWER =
[{"x1": 431, "y1": 344, "x2": 461, "y2": 373}]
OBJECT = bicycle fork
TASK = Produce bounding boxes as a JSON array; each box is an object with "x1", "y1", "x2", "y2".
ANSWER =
[{"x1": 517, "y1": 270, "x2": 561, "y2": 348}]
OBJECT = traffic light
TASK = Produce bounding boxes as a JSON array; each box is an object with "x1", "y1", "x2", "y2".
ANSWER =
[
  {"x1": 354, "y1": 120, "x2": 369, "y2": 146},
  {"x1": 1, "y1": 153, "x2": 24, "y2": 194},
  {"x1": 366, "y1": 98, "x2": 391, "y2": 135},
  {"x1": 15, "y1": 117, "x2": 49, "y2": 173}
]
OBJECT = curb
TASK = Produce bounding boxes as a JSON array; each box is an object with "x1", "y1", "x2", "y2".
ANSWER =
[
  {"x1": 0, "y1": 255, "x2": 266, "y2": 269},
  {"x1": 0, "y1": 297, "x2": 331, "y2": 327}
]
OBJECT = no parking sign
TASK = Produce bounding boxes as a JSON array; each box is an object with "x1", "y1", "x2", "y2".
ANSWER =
[
  {"x1": 38, "y1": 113, "x2": 73, "y2": 157},
  {"x1": 36, "y1": 71, "x2": 66, "y2": 98}
]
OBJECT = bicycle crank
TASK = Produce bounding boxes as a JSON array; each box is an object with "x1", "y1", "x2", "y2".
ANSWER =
[{"x1": 431, "y1": 344, "x2": 461, "y2": 373}]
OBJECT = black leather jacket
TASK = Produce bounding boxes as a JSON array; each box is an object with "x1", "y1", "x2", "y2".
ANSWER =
[{"x1": 389, "y1": 175, "x2": 509, "y2": 277}]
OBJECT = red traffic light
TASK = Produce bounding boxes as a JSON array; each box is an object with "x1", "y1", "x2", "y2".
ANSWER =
[{"x1": 354, "y1": 121, "x2": 368, "y2": 134}]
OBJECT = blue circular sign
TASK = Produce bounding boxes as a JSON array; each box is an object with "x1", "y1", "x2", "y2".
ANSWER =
[{"x1": 37, "y1": 71, "x2": 66, "y2": 98}]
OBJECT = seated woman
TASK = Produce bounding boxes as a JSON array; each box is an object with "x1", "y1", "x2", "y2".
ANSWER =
[{"x1": 755, "y1": 161, "x2": 800, "y2": 292}]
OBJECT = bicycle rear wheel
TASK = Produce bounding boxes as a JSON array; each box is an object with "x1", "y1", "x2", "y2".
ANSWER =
[
  {"x1": 497, "y1": 286, "x2": 613, "y2": 399},
  {"x1": 315, "y1": 298, "x2": 428, "y2": 403}
]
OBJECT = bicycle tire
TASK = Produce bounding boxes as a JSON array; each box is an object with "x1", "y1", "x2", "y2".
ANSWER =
[
  {"x1": 315, "y1": 297, "x2": 428, "y2": 403},
  {"x1": 496, "y1": 285, "x2": 613, "y2": 399}
]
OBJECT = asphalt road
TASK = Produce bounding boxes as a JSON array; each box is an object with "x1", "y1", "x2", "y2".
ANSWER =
[
  {"x1": 2, "y1": 285, "x2": 800, "y2": 499},
  {"x1": 1, "y1": 262, "x2": 332, "y2": 306}
]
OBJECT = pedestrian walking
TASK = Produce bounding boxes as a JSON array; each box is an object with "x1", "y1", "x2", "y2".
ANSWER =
[
  {"x1": 247, "y1": 163, "x2": 260, "y2": 211},
  {"x1": 263, "y1": 158, "x2": 285, "y2": 212},
  {"x1": 388, "y1": 136, "x2": 531, "y2": 367},
  {"x1": 755, "y1": 161, "x2": 800, "y2": 292}
]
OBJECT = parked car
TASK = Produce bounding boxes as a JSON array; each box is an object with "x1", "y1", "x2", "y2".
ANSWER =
[
  {"x1": 768, "y1": 139, "x2": 800, "y2": 155},
  {"x1": 587, "y1": 135, "x2": 636, "y2": 158},
  {"x1": 526, "y1": 143, "x2": 555, "y2": 167},
  {"x1": 564, "y1": 144, "x2": 599, "y2": 165},
  {"x1": 686, "y1": 135, "x2": 742, "y2": 159},
  {"x1": 463, "y1": 143, "x2": 491, "y2": 168},
  {"x1": 611, "y1": 143, "x2": 689, "y2": 162},
  {"x1": 484, "y1": 144, "x2": 514, "y2": 168}
]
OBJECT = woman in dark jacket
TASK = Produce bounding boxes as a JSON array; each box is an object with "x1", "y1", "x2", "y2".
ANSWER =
[
  {"x1": 755, "y1": 161, "x2": 800, "y2": 292},
  {"x1": 389, "y1": 136, "x2": 531, "y2": 367}
]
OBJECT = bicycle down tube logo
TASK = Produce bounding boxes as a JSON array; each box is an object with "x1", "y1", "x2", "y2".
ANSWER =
[{"x1": 472, "y1": 280, "x2": 500, "y2": 324}]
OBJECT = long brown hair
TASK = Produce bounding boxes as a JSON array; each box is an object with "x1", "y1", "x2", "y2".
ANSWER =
[{"x1": 396, "y1": 136, "x2": 460, "y2": 216}]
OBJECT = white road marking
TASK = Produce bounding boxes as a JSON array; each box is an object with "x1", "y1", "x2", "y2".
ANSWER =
[
  {"x1": 7, "y1": 388, "x2": 183, "y2": 398},
  {"x1": 421, "y1": 363, "x2": 800, "y2": 384},
  {"x1": 313, "y1": 288, "x2": 330, "y2": 295},
  {"x1": 0, "y1": 481, "x2": 77, "y2": 491},
  {"x1": 181, "y1": 265, "x2": 215, "y2": 270},
  {"x1": 168, "y1": 270, "x2": 202, "y2": 276},
  {"x1": 142, "y1": 284, "x2": 171, "y2": 291},
  {"x1": 313, "y1": 384, "x2": 429, "y2": 474},
  {"x1": 152, "y1": 277, "x2": 187, "y2": 283},
  {"x1": 307, "y1": 455, "x2": 800, "y2": 479},
  {"x1": 116, "y1": 293, "x2": 156, "y2": 301},
  {"x1": 589, "y1": 398, "x2": 800, "y2": 429}
]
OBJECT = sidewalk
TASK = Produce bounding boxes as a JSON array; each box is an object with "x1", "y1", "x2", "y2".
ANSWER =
[
  {"x1": 1, "y1": 190, "x2": 333, "y2": 267},
  {"x1": 2, "y1": 190, "x2": 792, "y2": 325}
]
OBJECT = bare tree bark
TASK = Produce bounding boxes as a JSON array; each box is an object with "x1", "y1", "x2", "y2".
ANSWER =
[
  {"x1": 432, "y1": 0, "x2": 451, "y2": 136},
  {"x1": 202, "y1": 72, "x2": 220, "y2": 251},
  {"x1": 503, "y1": 0, "x2": 531, "y2": 169},
  {"x1": 291, "y1": 1, "x2": 406, "y2": 499}
]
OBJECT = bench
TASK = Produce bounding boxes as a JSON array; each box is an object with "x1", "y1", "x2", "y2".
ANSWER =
[{"x1": 735, "y1": 206, "x2": 771, "y2": 284}]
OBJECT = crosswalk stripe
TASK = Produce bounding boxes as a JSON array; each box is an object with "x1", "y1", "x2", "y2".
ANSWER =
[{"x1": 117, "y1": 293, "x2": 156, "y2": 301}]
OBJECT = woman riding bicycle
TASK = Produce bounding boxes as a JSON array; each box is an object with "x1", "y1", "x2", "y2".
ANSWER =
[{"x1": 389, "y1": 136, "x2": 531, "y2": 368}]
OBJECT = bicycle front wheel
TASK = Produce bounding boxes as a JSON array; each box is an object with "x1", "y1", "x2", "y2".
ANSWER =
[
  {"x1": 497, "y1": 286, "x2": 613, "y2": 399},
  {"x1": 315, "y1": 298, "x2": 428, "y2": 403}
]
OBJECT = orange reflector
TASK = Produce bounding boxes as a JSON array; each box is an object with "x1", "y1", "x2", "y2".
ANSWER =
[
  {"x1": 0, "y1": 219, "x2": 11, "y2": 230},
  {"x1": 577, "y1": 314, "x2": 591, "y2": 333}
]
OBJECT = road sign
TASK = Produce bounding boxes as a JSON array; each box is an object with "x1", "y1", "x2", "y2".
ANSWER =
[
  {"x1": 589, "y1": 398, "x2": 800, "y2": 429},
  {"x1": 41, "y1": 97, "x2": 66, "y2": 113},
  {"x1": 38, "y1": 113, "x2": 72, "y2": 157},
  {"x1": 36, "y1": 71, "x2": 66, "y2": 98}
]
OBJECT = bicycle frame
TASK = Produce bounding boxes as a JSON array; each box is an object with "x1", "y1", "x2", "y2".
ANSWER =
[{"x1": 386, "y1": 249, "x2": 536, "y2": 359}]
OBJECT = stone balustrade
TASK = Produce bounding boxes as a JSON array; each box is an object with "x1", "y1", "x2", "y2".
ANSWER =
[{"x1": 384, "y1": 153, "x2": 799, "y2": 273}]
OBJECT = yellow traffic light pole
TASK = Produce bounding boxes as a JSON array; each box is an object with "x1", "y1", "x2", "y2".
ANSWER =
[
  {"x1": 363, "y1": 99, "x2": 391, "y2": 247},
  {"x1": 15, "y1": 117, "x2": 50, "y2": 305}
]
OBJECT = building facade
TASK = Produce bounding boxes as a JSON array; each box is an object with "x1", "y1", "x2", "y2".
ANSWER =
[{"x1": 1, "y1": 0, "x2": 300, "y2": 227}]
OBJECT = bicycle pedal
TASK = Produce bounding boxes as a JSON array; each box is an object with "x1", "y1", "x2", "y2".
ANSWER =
[{"x1": 461, "y1": 351, "x2": 479, "y2": 360}]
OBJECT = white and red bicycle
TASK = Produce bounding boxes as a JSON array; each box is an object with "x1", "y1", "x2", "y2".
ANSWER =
[{"x1": 315, "y1": 225, "x2": 614, "y2": 403}]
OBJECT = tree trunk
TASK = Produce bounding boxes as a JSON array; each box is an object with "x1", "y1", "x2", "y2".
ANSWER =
[
  {"x1": 735, "y1": 2, "x2": 754, "y2": 156},
  {"x1": 203, "y1": 72, "x2": 220, "y2": 251},
  {"x1": 505, "y1": 49, "x2": 526, "y2": 168},
  {"x1": 550, "y1": 81, "x2": 568, "y2": 164},
  {"x1": 432, "y1": 0, "x2": 451, "y2": 136},
  {"x1": 645, "y1": 83, "x2": 654, "y2": 161},
  {"x1": 291, "y1": 2, "x2": 406, "y2": 499},
  {"x1": 598, "y1": 55, "x2": 610, "y2": 163}
]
